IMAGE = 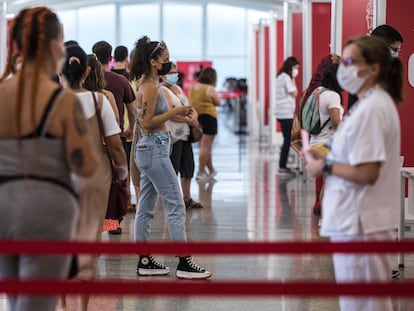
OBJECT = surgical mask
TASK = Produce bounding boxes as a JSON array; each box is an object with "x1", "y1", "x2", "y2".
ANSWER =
[
  {"x1": 166, "y1": 73, "x2": 179, "y2": 85},
  {"x1": 292, "y1": 68, "x2": 299, "y2": 78},
  {"x1": 391, "y1": 50, "x2": 399, "y2": 58},
  {"x1": 336, "y1": 63, "x2": 366, "y2": 95},
  {"x1": 157, "y1": 61, "x2": 172, "y2": 76}
]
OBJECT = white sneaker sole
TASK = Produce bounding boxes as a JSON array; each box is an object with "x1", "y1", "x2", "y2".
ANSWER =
[
  {"x1": 176, "y1": 270, "x2": 212, "y2": 279},
  {"x1": 138, "y1": 268, "x2": 171, "y2": 276}
]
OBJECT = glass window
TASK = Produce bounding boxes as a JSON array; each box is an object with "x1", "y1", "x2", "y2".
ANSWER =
[
  {"x1": 210, "y1": 57, "x2": 247, "y2": 90},
  {"x1": 78, "y1": 4, "x2": 116, "y2": 53},
  {"x1": 206, "y1": 4, "x2": 246, "y2": 57},
  {"x1": 162, "y1": 4, "x2": 202, "y2": 59},
  {"x1": 120, "y1": 4, "x2": 160, "y2": 51},
  {"x1": 57, "y1": 10, "x2": 77, "y2": 43}
]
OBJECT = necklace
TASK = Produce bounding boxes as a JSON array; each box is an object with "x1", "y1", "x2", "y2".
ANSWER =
[{"x1": 143, "y1": 75, "x2": 159, "y2": 85}]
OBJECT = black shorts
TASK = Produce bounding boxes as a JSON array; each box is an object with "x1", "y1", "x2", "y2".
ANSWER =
[
  {"x1": 121, "y1": 137, "x2": 132, "y2": 170},
  {"x1": 170, "y1": 140, "x2": 195, "y2": 178},
  {"x1": 198, "y1": 114, "x2": 217, "y2": 135}
]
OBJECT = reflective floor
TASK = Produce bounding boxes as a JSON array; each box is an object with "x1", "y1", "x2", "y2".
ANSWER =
[{"x1": 1, "y1": 106, "x2": 414, "y2": 310}]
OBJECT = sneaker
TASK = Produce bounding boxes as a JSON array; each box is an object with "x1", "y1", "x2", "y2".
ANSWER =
[
  {"x1": 278, "y1": 168, "x2": 295, "y2": 178},
  {"x1": 317, "y1": 218, "x2": 322, "y2": 228},
  {"x1": 176, "y1": 256, "x2": 212, "y2": 279},
  {"x1": 136, "y1": 255, "x2": 170, "y2": 276},
  {"x1": 196, "y1": 172, "x2": 210, "y2": 181},
  {"x1": 108, "y1": 227, "x2": 122, "y2": 235},
  {"x1": 392, "y1": 270, "x2": 401, "y2": 279},
  {"x1": 208, "y1": 170, "x2": 218, "y2": 178}
]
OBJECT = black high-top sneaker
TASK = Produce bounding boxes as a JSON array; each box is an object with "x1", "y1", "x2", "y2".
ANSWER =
[
  {"x1": 176, "y1": 256, "x2": 212, "y2": 279},
  {"x1": 136, "y1": 255, "x2": 170, "y2": 276}
]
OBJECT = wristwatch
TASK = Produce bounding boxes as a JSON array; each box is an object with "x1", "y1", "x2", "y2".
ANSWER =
[{"x1": 323, "y1": 159, "x2": 334, "y2": 175}]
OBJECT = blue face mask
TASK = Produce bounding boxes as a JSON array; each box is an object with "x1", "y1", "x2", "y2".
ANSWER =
[
  {"x1": 166, "y1": 73, "x2": 179, "y2": 84},
  {"x1": 391, "y1": 50, "x2": 399, "y2": 58}
]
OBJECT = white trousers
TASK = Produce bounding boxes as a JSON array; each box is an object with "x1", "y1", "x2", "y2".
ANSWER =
[{"x1": 331, "y1": 230, "x2": 394, "y2": 311}]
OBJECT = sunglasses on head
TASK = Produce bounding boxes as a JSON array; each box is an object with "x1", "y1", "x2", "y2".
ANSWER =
[{"x1": 148, "y1": 41, "x2": 166, "y2": 59}]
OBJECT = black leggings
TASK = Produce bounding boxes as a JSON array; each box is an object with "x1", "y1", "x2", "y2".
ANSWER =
[{"x1": 277, "y1": 118, "x2": 293, "y2": 169}]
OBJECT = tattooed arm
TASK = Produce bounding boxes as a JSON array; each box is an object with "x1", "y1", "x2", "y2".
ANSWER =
[
  {"x1": 138, "y1": 82, "x2": 192, "y2": 130},
  {"x1": 62, "y1": 92, "x2": 98, "y2": 177}
]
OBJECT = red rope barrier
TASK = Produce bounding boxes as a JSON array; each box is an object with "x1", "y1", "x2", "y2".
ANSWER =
[
  {"x1": 1, "y1": 240, "x2": 414, "y2": 255},
  {"x1": 1, "y1": 280, "x2": 414, "y2": 297}
]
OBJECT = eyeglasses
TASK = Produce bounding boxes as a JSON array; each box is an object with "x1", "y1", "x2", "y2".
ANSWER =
[
  {"x1": 339, "y1": 57, "x2": 363, "y2": 66},
  {"x1": 148, "y1": 41, "x2": 166, "y2": 59},
  {"x1": 389, "y1": 46, "x2": 401, "y2": 53}
]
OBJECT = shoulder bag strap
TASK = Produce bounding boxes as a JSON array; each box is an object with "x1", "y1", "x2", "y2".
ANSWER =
[{"x1": 91, "y1": 91, "x2": 115, "y2": 174}]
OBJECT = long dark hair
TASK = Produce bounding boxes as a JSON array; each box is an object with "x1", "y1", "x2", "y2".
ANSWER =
[
  {"x1": 345, "y1": 35, "x2": 403, "y2": 103},
  {"x1": 84, "y1": 54, "x2": 106, "y2": 91},
  {"x1": 277, "y1": 56, "x2": 299, "y2": 78},
  {"x1": 321, "y1": 63, "x2": 343, "y2": 104},
  {"x1": 129, "y1": 36, "x2": 167, "y2": 80},
  {"x1": 61, "y1": 45, "x2": 87, "y2": 89}
]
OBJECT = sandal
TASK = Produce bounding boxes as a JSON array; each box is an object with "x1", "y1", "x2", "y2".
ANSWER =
[{"x1": 185, "y1": 198, "x2": 203, "y2": 209}]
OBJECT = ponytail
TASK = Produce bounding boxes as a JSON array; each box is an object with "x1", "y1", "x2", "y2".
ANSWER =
[{"x1": 385, "y1": 57, "x2": 403, "y2": 104}]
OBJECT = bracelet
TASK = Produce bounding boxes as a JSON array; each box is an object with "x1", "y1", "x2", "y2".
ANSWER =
[{"x1": 323, "y1": 159, "x2": 334, "y2": 175}]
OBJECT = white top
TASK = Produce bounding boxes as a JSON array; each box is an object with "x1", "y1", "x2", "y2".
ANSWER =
[
  {"x1": 76, "y1": 91, "x2": 121, "y2": 137},
  {"x1": 310, "y1": 88, "x2": 344, "y2": 146},
  {"x1": 320, "y1": 86, "x2": 401, "y2": 237},
  {"x1": 163, "y1": 86, "x2": 190, "y2": 143},
  {"x1": 274, "y1": 72, "x2": 296, "y2": 119}
]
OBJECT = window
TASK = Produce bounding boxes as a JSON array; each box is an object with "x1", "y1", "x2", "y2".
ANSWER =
[
  {"x1": 120, "y1": 4, "x2": 160, "y2": 51},
  {"x1": 78, "y1": 4, "x2": 116, "y2": 52},
  {"x1": 162, "y1": 4, "x2": 202, "y2": 59},
  {"x1": 58, "y1": 10, "x2": 77, "y2": 43}
]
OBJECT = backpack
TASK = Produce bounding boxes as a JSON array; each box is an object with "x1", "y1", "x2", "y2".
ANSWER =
[{"x1": 301, "y1": 86, "x2": 330, "y2": 135}]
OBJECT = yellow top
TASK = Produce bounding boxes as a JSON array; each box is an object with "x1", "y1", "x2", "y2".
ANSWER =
[{"x1": 189, "y1": 83, "x2": 217, "y2": 118}]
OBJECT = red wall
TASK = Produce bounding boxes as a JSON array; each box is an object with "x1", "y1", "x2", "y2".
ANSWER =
[
  {"x1": 264, "y1": 25, "x2": 270, "y2": 125},
  {"x1": 312, "y1": 2, "x2": 331, "y2": 73},
  {"x1": 292, "y1": 12, "x2": 303, "y2": 103},
  {"x1": 276, "y1": 20, "x2": 284, "y2": 70},
  {"x1": 342, "y1": 0, "x2": 373, "y2": 43},
  {"x1": 386, "y1": 0, "x2": 414, "y2": 166}
]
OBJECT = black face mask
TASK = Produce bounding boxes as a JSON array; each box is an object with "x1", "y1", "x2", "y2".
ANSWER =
[{"x1": 157, "y1": 62, "x2": 172, "y2": 76}]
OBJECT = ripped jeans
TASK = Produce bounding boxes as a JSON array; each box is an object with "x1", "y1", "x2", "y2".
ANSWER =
[{"x1": 134, "y1": 131, "x2": 187, "y2": 242}]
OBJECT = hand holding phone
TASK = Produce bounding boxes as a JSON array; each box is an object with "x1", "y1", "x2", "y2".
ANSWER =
[{"x1": 301, "y1": 129, "x2": 313, "y2": 162}]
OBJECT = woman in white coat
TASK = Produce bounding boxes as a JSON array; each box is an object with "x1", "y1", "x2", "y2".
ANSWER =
[{"x1": 306, "y1": 35, "x2": 403, "y2": 311}]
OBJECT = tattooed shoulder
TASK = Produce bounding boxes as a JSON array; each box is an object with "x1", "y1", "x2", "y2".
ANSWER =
[
  {"x1": 73, "y1": 99, "x2": 87, "y2": 135},
  {"x1": 70, "y1": 148, "x2": 84, "y2": 170}
]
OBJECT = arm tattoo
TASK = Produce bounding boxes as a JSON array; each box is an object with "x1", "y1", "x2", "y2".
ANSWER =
[
  {"x1": 73, "y1": 100, "x2": 87, "y2": 135},
  {"x1": 142, "y1": 102, "x2": 147, "y2": 118},
  {"x1": 70, "y1": 148, "x2": 84, "y2": 170}
]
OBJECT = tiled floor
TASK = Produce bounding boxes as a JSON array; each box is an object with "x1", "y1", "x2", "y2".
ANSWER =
[{"x1": 1, "y1": 106, "x2": 414, "y2": 310}]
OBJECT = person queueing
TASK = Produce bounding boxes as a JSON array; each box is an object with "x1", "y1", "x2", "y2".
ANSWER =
[
  {"x1": 161, "y1": 62, "x2": 203, "y2": 209},
  {"x1": 60, "y1": 45, "x2": 127, "y2": 311},
  {"x1": 188, "y1": 67, "x2": 221, "y2": 181},
  {"x1": 348, "y1": 24, "x2": 403, "y2": 110},
  {"x1": 274, "y1": 56, "x2": 300, "y2": 177},
  {"x1": 0, "y1": 7, "x2": 98, "y2": 311},
  {"x1": 130, "y1": 36, "x2": 211, "y2": 279},
  {"x1": 300, "y1": 54, "x2": 341, "y2": 216},
  {"x1": 308, "y1": 63, "x2": 344, "y2": 228},
  {"x1": 305, "y1": 35, "x2": 403, "y2": 311}
]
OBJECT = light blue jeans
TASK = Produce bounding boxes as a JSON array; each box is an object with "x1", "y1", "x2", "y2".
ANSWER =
[{"x1": 134, "y1": 131, "x2": 187, "y2": 242}]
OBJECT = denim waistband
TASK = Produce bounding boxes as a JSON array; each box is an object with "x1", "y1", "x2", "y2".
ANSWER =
[{"x1": 140, "y1": 130, "x2": 170, "y2": 137}]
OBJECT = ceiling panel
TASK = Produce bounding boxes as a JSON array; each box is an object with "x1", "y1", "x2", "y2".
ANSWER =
[{"x1": 5, "y1": 0, "x2": 289, "y2": 14}]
